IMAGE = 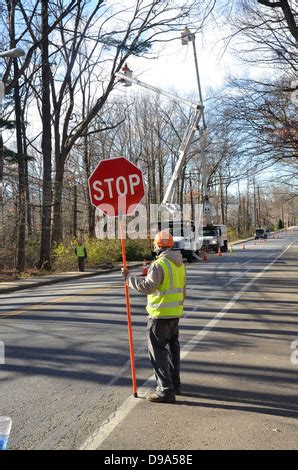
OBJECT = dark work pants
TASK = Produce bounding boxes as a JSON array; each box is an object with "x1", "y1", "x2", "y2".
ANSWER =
[
  {"x1": 78, "y1": 257, "x2": 85, "y2": 272},
  {"x1": 147, "y1": 317, "x2": 181, "y2": 396}
]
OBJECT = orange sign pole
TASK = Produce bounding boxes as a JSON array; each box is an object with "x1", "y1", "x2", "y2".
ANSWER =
[{"x1": 119, "y1": 218, "x2": 138, "y2": 397}]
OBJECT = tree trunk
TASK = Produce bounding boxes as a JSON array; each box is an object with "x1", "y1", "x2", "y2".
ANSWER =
[
  {"x1": 15, "y1": 87, "x2": 26, "y2": 271},
  {"x1": 24, "y1": 159, "x2": 33, "y2": 237},
  {"x1": 253, "y1": 178, "x2": 257, "y2": 228},
  {"x1": 0, "y1": 118, "x2": 4, "y2": 269},
  {"x1": 219, "y1": 171, "x2": 225, "y2": 224},
  {"x1": 158, "y1": 145, "x2": 164, "y2": 204},
  {"x1": 179, "y1": 165, "x2": 186, "y2": 208},
  {"x1": 257, "y1": 186, "x2": 261, "y2": 228},
  {"x1": 150, "y1": 153, "x2": 157, "y2": 204},
  {"x1": 51, "y1": 155, "x2": 65, "y2": 246},
  {"x1": 88, "y1": 204, "x2": 95, "y2": 238},
  {"x1": 82, "y1": 131, "x2": 95, "y2": 237},
  {"x1": 246, "y1": 179, "x2": 250, "y2": 232},
  {"x1": 38, "y1": 0, "x2": 52, "y2": 270},
  {"x1": 225, "y1": 183, "x2": 228, "y2": 225},
  {"x1": 21, "y1": 107, "x2": 33, "y2": 237},
  {"x1": 5, "y1": 1, "x2": 25, "y2": 271},
  {"x1": 237, "y1": 181, "x2": 241, "y2": 235},
  {"x1": 10, "y1": 25, "x2": 26, "y2": 271},
  {"x1": 73, "y1": 184, "x2": 77, "y2": 238},
  {"x1": 189, "y1": 177, "x2": 194, "y2": 221}
]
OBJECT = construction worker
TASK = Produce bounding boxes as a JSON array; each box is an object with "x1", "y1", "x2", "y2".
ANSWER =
[
  {"x1": 75, "y1": 240, "x2": 87, "y2": 272},
  {"x1": 122, "y1": 230, "x2": 186, "y2": 403}
]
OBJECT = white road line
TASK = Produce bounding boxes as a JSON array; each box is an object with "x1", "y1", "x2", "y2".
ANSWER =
[
  {"x1": 224, "y1": 268, "x2": 251, "y2": 286},
  {"x1": 225, "y1": 277, "x2": 237, "y2": 286},
  {"x1": 79, "y1": 240, "x2": 294, "y2": 450}
]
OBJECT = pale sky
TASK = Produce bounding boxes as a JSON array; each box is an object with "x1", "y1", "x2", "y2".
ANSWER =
[
  {"x1": 103, "y1": 0, "x2": 241, "y2": 99},
  {"x1": 122, "y1": 25, "x2": 237, "y2": 99}
]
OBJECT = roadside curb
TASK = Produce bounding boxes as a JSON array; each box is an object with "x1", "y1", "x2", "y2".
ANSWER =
[
  {"x1": 230, "y1": 237, "x2": 254, "y2": 246},
  {"x1": 0, "y1": 262, "x2": 143, "y2": 295}
]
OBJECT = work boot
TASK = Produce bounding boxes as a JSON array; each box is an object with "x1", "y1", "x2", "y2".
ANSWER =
[{"x1": 146, "y1": 392, "x2": 176, "y2": 403}]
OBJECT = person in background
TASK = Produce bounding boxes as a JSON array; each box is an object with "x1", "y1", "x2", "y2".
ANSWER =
[
  {"x1": 122, "y1": 230, "x2": 186, "y2": 403},
  {"x1": 75, "y1": 240, "x2": 87, "y2": 272}
]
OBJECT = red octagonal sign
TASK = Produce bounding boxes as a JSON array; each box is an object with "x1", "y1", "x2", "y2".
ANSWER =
[{"x1": 88, "y1": 157, "x2": 145, "y2": 217}]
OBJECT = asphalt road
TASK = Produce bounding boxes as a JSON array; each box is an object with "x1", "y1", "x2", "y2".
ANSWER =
[{"x1": 0, "y1": 229, "x2": 297, "y2": 450}]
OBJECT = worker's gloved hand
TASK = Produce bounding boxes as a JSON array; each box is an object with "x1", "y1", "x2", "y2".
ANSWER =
[{"x1": 121, "y1": 267, "x2": 129, "y2": 279}]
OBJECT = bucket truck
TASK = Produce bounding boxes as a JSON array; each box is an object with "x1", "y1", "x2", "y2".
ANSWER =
[
  {"x1": 116, "y1": 29, "x2": 228, "y2": 259},
  {"x1": 115, "y1": 67, "x2": 204, "y2": 262}
]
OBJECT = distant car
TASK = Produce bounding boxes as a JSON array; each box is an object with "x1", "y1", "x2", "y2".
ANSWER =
[
  {"x1": 265, "y1": 228, "x2": 272, "y2": 238},
  {"x1": 255, "y1": 228, "x2": 267, "y2": 239}
]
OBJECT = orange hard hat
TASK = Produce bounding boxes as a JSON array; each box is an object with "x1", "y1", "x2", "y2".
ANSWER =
[{"x1": 153, "y1": 230, "x2": 173, "y2": 248}]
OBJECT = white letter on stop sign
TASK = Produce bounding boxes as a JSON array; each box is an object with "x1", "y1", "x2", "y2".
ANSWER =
[
  {"x1": 129, "y1": 174, "x2": 140, "y2": 194},
  {"x1": 116, "y1": 176, "x2": 128, "y2": 196},
  {"x1": 93, "y1": 181, "x2": 104, "y2": 201},
  {"x1": 104, "y1": 178, "x2": 114, "y2": 198}
]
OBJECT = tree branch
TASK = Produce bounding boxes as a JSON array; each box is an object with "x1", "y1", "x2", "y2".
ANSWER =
[
  {"x1": 258, "y1": 1, "x2": 282, "y2": 8},
  {"x1": 258, "y1": 0, "x2": 298, "y2": 41}
]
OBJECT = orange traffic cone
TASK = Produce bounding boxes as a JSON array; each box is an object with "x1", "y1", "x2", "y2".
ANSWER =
[
  {"x1": 142, "y1": 260, "x2": 148, "y2": 276},
  {"x1": 217, "y1": 247, "x2": 222, "y2": 256},
  {"x1": 203, "y1": 252, "x2": 208, "y2": 261}
]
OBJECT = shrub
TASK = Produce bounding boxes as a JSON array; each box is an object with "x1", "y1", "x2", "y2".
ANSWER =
[
  {"x1": 124, "y1": 238, "x2": 152, "y2": 261},
  {"x1": 227, "y1": 227, "x2": 238, "y2": 241},
  {"x1": 25, "y1": 236, "x2": 41, "y2": 268},
  {"x1": 84, "y1": 238, "x2": 122, "y2": 267},
  {"x1": 52, "y1": 237, "x2": 151, "y2": 272},
  {"x1": 52, "y1": 240, "x2": 77, "y2": 271}
]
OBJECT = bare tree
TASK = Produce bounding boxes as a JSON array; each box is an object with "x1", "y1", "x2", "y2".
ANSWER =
[{"x1": 257, "y1": 0, "x2": 298, "y2": 41}]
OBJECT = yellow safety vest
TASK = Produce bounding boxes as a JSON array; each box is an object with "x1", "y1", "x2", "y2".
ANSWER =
[
  {"x1": 147, "y1": 257, "x2": 186, "y2": 318},
  {"x1": 76, "y1": 246, "x2": 85, "y2": 257}
]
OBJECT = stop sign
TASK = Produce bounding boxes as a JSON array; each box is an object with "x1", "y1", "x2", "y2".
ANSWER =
[{"x1": 88, "y1": 157, "x2": 145, "y2": 217}]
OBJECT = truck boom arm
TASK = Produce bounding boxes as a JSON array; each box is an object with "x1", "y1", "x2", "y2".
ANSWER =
[
  {"x1": 162, "y1": 106, "x2": 202, "y2": 205},
  {"x1": 115, "y1": 72, "x2": 201, "y2": 110}
]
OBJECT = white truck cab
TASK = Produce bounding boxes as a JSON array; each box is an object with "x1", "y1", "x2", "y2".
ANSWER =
[
  {"x1": 203, "y1": 224, "x2": 228, "y2": 252},
  {"x1": 151, "y1": 220, "x2": 199, "y2": 263}
]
